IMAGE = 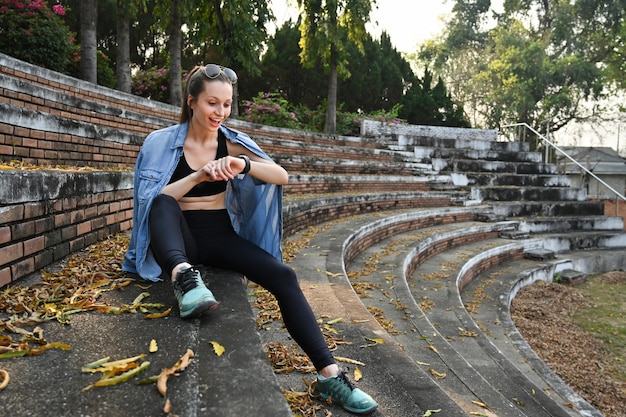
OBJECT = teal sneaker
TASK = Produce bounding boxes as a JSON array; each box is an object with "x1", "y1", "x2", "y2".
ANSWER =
[
  {"x1": 314, "y1": 370, "x2": 378, "y2": 415},
  {"x1": 172, "y1": 267, "x2": 219, "y2": 318}
]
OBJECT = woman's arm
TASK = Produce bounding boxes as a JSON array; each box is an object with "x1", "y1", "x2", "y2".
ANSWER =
[{"x1": 224, "y1": 143, "x2": 289, "y2": 185}]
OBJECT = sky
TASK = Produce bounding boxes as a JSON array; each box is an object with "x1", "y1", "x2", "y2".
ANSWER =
[{"x1": 271, "y1": 0, "x2": 455, "y2": 54}]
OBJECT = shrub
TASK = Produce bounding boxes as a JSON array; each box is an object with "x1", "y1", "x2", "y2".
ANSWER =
[
  {"x1": 131, "y1": 67, "x2": 170, "y2": 102},
  {"x1": 241, "y1": 92, "x2": 302, "y2": 129},
  {"x1": 0, "y1": 0, "x2": 75, "y2": 73}
]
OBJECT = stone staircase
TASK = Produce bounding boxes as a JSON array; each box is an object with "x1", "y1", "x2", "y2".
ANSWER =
[{"x1": 270, "y1": 122, "x2": 626, "y2": 416}]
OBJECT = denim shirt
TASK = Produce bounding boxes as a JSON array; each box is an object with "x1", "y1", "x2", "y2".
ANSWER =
[{"x1": 122, "y1": 122, "x2": 283, "y2": 281}]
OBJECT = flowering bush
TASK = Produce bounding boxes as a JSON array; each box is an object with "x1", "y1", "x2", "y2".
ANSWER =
[
  {"x1": 337, "y1": 104, "x2": 406, "y2": 136},
  {"x1": 0, "y1": 0, "x2": 75, "y2": 73},
  {"x1": 242, "y1": 92, "x2": 302, "y2": 129},
  {"x1": 131, "y1": 67, "x2": 170, "y2": 102}
]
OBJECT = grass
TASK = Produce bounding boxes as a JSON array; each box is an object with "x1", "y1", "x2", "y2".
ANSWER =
[{"x1": 573, "y1": 273, "x2": 626, "y2": 381}]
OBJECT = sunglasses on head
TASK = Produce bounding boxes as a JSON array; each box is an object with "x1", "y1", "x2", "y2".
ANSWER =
[{"x1": 203, "y1": 64, "x2": 238, "y2": 84}]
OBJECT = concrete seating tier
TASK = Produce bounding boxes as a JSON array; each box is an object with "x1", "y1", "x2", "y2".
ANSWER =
[{"x1": 278, "y1": 203, "x2": 625, "y2": 416}]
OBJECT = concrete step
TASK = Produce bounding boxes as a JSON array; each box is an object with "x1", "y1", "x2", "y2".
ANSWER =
[
  {"x1": 414, "y1": 146, "x2": 542, "y2": 163},
  {"x1": 461, "y1": 249, "x2": 626, "y2": 417},
  {"x1": 471, "y1": 186, "x2": 587, "y2": 202},
  {"x1": 449, "y1": 172, "x2": 571, "y2": 188},
  {"x1": 489, "y1": 201, "x2": 606, "y2": 217},
  {"x1": 382, "y1": 135, "x2": 530, "y2": 153},
  {"x1": 514, "y1": 216, "x2": 625, "y2": 233},
  {"x1": 0, "y1": 267, "x2": 292, "y2": 417},
  {"x1": 432, "y1": 158, "x2": 557, "y2": 175},
  {"x1": 345, "y1": 223, "x2": 577, "y2": 416}
]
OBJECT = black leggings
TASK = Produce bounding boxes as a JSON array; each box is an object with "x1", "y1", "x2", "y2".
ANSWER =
[{"x1": 149, "y1": 194, "x2": 334, "y2": 371}]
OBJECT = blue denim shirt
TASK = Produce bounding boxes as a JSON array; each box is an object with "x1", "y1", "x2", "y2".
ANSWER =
[{"x1": 122, "y1": 121, "x2": 283, "y2": 281}]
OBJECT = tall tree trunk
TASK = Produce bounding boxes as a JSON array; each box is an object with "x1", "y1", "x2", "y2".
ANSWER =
[
  {"x1": 80, "y1": 0, "x2": 98, "y2": 83},
  {"x1": 324, "y1": 62, "x2": 338, "y2": 135},
  {"x1": 116, "y1": 1, "x2": 131, "y2": 93},
  {"x1": 213, "y1": 0, "x2": 238, "y2": 117},
  {"x1": 168, "y1": 0, "x2": 183, "y2": 106}
]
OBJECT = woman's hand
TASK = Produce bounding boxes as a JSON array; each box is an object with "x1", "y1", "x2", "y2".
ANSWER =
[{"x1": 197, "y1": 156, "x2": 246, "y2": 182}]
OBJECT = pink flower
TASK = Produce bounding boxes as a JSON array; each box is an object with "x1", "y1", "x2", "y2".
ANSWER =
[
  {"x1": 52, "y1": 3, "x2": 65, "y2": 15},
  {"x1": 28, "y1": 0, "x2": 43, "y2": 9}
]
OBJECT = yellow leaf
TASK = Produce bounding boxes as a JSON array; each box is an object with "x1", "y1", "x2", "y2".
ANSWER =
[
  {"x1": 334, "y1": 356, "x2": 366, "y2": 366},
  {"x1": 429, "y1": 369, "x2": 447, "y2": 379},
  {"x1": 426, "y1": 345, "x2": 438, "y2": 353},
  {"x1": 149, "y1": 339, "x2": 158, "y2": 353},
  {"x1": 144, "y1": 307, "x2": 172, "y2": 319},
  {"x1": 364, "y1": 337, "x2": 384, "y2": 344},
  {"x1": 324, "y1": 271, "x2": 343, "y2": 277},
  {"x1": 0, "y1": 369, "x2": 9, "y2": 391},
  {"x1": 416, "y1": 361, "x2": 430, "y2": 366},
  {"x1": 423, "y1": 410, "x2": 442, "y2": 416},
  {"x1": 354, "y1": 367, "x2": 362, "y2": 382},
  {"x1": 163, "y1": 398, "x2": 172, "y2": 414},
  {"x1": 210, "y1": 341, "x2": 225, "y2": 357},
  {"x1": 326, "y1": 317, "x2": 343, "y2": 325},
  {"x1": 471, "y1": 400, "x2": 491, "y2": 410}
]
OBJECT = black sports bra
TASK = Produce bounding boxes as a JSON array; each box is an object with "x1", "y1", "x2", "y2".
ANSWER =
[{"x1": 169, "y1": 132, "x2": 228, "y2": 197}]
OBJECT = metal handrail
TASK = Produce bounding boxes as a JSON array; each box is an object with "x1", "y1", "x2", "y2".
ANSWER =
[{"x1": 500, "y1": 122, "x2": 626, "y2": 203}]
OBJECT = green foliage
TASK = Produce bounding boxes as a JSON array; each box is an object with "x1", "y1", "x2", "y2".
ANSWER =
[
  {"x1": 241, "y1": 92, "x2": 406, "y2": 136},
  {"x1": 0, "y1": 0, "x2": 75, "y2": 73},
  {"x1": 418, "y1": 0, "x2": 625, "y2": 133},
  {"x1": 131, "y1": 67, "x2": 170, "y2": 102}
]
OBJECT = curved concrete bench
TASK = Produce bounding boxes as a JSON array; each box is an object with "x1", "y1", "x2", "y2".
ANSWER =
[{"x1": 280, "y1": 205, "x2": 626, "y2": 416}]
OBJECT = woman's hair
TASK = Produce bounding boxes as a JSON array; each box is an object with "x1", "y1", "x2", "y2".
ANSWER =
[{"x1": 179, "y1": 65, "x2": 234, "y2": 123}]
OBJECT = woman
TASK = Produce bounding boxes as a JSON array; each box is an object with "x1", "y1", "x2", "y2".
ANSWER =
[{"x1": 122, "y1": 64, "x2": 378, "y2": 415}]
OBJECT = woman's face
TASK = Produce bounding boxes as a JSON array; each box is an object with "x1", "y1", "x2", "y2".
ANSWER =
[{"x1": 188, "y1": 80, "x2": 233, "y2": 132}]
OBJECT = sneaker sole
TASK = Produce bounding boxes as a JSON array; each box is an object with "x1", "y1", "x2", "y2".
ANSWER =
[
  {"x1": 180, "y1": 300, "x2": 219, "y2": 319},
  {"x1": 316, "y1": 392, "x2": 378, "y2": 415}
]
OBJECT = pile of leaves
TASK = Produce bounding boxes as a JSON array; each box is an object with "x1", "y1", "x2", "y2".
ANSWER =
[
  {"x1": 511, "y1": 276, "x2": 626, "y2": 417},
  {"x1": 0, "y1": 233, "x2": 170, "y2": 361}
]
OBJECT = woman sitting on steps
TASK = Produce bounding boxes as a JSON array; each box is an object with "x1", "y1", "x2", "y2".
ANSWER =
[{"x1": 122, "y1": 63, "x2": 378, "y2": 415}]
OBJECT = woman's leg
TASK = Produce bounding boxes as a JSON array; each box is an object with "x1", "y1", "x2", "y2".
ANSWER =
[
  {"x1": 149, "y1": 194, "x2": 217, "y2": 318},
  {"x1": 149, "y1": 194, "x2": 197, "y2": 278},
  {"x1": 192, "y1": 225, "x2": 334, "y2": 371}
]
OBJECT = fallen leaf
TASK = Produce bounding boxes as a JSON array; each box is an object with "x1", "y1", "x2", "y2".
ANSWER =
[
  {"x1": 210, "y1": 341, "x2": 225, "y2": 356},
  {"x1": 426, "y1": 345, "x2": 438, "y2": 353},
  {"x1": 144, "y1": 307, "x2": 172, "y2": 319},
  {"x1": 324, "y1": 271, "x2": 343, "y2": 277},
  {"x1": 326, "y1": 317, "x2": 343, "y2": 325},
  {"x1": 149, "y1": 339, "x2": 158, "y2": 353},
  {"x1": 334, "y1": 356, "x2": 366, "y2": 366},
  {"x1": 0, "y1": 369, "x2": 9, "y2": 391},
  {"x1": 429, "y1": 369, "x2": 447, "y2": 379},
  {"x1": 354, "y1": 367, "x2": 362, "y2": 381},
  {"x1": 423, "y1": 409, "x2": 442, "y2": 416},
  {"x1": 471, "y1": 400, "x2": 491, "y2": 410},
  {"x1": 156, "y1": 349, "x2": 195, "y2": 397},
  {"x1": 163, "y1": 398, "x2": 172, "y2": 413}
]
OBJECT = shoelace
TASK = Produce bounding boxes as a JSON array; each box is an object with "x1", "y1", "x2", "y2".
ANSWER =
[
  {"x1": 335, "y1": 372, "x2": 355, "y2": 391},
  {"x1": 177, "y1": 268, "x2": 200, "y2": 293}
]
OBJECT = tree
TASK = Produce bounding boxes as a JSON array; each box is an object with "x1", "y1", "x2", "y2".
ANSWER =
[
  {"x1": 80, "y1": 0, "x2": 98, "y2": 83},
  {"x1": 167, "y1": 0, "x2": 183, "y2": 106},
  {"x1": 417, "y1": 0, "x2": 625, "y2": 135},
  {"x1": 296, "y1": 0, "x2": 376, "y2": 134},
  {"x1": 183, "y1": 0, "x2": 274, "y2": 116},
  {"x1": 116, "y1": 1, "x2": 146, "y2": 93}
]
